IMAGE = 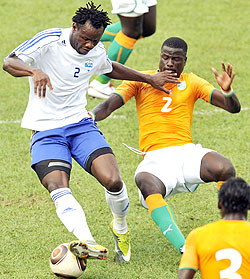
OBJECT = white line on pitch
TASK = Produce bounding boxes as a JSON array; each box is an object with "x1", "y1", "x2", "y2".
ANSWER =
[{"x1": 0, "y1": 107, "x2": 248, "y2": 124}]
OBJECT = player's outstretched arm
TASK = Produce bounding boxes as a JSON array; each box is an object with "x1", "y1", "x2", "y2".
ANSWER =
[
  {"x1": 90, "y1": 94, "x2": 124, "y2": 121},
  {"x1": 210, "y1": 62, "x2": 240, "y2": 113},
  {"x1": 106, "y1": 62, "x2": 180, "y2": 94},
  {"x1": 3, "y1": 55, "x2": 53, "y2": 98}
]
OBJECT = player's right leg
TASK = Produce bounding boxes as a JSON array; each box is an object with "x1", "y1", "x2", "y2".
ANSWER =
[
  {"x1": 30, "y1": 129, "x2": 108, "y2": 260},
  {"x1": 135, "y1": 172, "x2": 185, "y2": 254}
]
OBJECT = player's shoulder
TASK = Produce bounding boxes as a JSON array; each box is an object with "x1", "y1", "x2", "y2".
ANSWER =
[
  {"x1": 94, "y1": 41, "x2": 108, "y2": 53},
  {"x1": 33, "y1": 27, "x2": 63, "y2": 41}
]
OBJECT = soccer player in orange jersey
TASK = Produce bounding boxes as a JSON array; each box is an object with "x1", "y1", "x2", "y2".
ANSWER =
[
  {"x1": 179, "y1": 177, "x2": 250, "y2": 279},
  {"x1": 89, "y1": 37, "x2": 241, "y2": 253}
]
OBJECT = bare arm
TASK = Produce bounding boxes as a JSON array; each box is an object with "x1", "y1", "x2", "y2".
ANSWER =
[
  {"x1": 211, "y1": 62, "x2": 240, "y2": 113},
  {"x1": 91, "y1": 94, "x2": 124, "y2": 121},
  {"x1": 178, "y1": 269, "x2": 196, "y2": 279},
  {"x1": 106, "y1": 61, "x2": 180, "y2": 94},
  {"x1": 3, "y1": 55, "x2": 53, "y2": 98}
]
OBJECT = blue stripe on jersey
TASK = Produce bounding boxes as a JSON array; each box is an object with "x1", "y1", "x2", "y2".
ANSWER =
[
  {"x1": 51, "y1": 189, "x2": 72, "y2": 202},
  {"x1": 15, "y1": 29, "x2": 62, "y2": 53},
  {"x1": 15, "y1": 28, "x2": 61, "y2": 52}
]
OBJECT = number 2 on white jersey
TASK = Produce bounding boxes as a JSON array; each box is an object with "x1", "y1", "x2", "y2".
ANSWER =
[
  {"x1": 161, "y1": 97, "x2": 172, "y2": 112},
  {"x1": 215, "y1": 248, "x2": 242, "y2": 279}
]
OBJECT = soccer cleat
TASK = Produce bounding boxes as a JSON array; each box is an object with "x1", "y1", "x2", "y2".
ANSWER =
[
  {"x1": 110, "y1": 220, "x2": 131, "y2": 262},
  {"x1": 88, "y1": 79, "x2": 115, "y2": 99},
  {"x1": 68, "y1": 240, "x2": 108, "y2": 260}
]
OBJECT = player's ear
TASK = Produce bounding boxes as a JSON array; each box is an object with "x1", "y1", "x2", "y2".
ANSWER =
[
  {"x1": 72, "y1": 23, "x2": 78, "y2": 32},
  {"x1": 184, "y1": 56, "x2": 187, "y2": 66}
]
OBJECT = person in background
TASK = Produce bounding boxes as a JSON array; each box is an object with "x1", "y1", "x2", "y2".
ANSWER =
[{"x1": 88, "y1": 0, "x2": 157, "y2": 98}]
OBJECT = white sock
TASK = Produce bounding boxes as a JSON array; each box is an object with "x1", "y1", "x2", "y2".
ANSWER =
[
  {"x1": 50, "y1": 188, "x2": 94, "y2": 242},
  {"x1": 105, "y1": 182, "x2": 129, "y2": 234}
]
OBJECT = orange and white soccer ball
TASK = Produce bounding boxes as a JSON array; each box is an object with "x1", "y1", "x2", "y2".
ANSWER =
[{"x1": 49, "y1": 243, "x2": 87, "y2": 278}]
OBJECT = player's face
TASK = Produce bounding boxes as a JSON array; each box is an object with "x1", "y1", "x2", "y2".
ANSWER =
[
  {"x1": 70, "y1": 21, "x2": 104, "y2": 55},
  {"x1": 159, "y1": 46, "x2": 187, "y2": 77}
]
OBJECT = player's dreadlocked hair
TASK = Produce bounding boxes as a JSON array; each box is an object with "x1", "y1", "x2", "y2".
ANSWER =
[
  {"x1": 219, "y1": 177, "x2": 250, "y2": 214},
  {"x1": 161, "y1": 37, "x2": 188, "y2": 54},
  {"x1": 72, "y1": 1, "x2": 111, "y2": 30}
]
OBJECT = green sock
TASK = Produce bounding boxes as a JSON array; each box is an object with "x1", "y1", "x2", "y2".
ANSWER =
[
  {"x1": 151, "y1": 205, "x2": 185, "y2": 253},
  {"x1": 96, "y1": 38, "x2": 134, "y2": 84},
  {"x1": 101, "y1": 22, "x2": 122, "y2": 42},
  {"x1": 96, "y1": 75, "x2": 111, "y2": 84}
]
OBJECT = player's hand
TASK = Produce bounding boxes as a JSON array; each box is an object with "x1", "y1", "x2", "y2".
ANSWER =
[
  {"x1": 32, "y1": 69, "x2": 53, "y2": 98},
  {"x1": 150, "y1": 70, "x2": 180, "y2": 94},
  {"x1": 211, "y1": 62, "x2": 235, "y2": 92}
]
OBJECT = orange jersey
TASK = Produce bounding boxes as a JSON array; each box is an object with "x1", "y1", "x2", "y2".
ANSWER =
[
  {"x1": 115, "y1": 70, "x2": 214, "y2": 152},
  {"x1": 179, "y1": 220, "x2": 250, "y2": 279}
]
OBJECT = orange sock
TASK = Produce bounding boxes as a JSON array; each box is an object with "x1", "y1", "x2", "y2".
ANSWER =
[
  {"x1": 145, "y1": 193, "x2": 167, "y2": 215},
  {"x1": 217, "y1": 181, "x2": 225, "y2": 191}
]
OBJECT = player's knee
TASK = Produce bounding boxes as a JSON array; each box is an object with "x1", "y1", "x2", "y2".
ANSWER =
[
  {"x1": 103, "y1": 176, "x2": 123, "y2": 192},
  {"x1": 215, "y1": 159, "x2": 235, "y2": 181}
]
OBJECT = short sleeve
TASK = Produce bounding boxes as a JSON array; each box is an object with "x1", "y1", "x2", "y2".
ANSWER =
[
  {"x1": 95, "y1": 55, "x2": 113, "y2": 76},
  {"x1": 189, "y1": 73, "x2": 214, "y2": 103},
  {"x1": 179, "y1": 229, "x2": 199, "y2": 271},
  {"x1": 114, "y1": 80, "x2": 139, "y2": 103}
]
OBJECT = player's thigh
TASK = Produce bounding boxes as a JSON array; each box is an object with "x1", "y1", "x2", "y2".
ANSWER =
[
  {"x1": 31, "y1": 130, "x2": 72, "y2": 191},
  {"x1": 31, "y1": 130, "x2": 72, "y2": 166},
  {"x1": 91, "y1": 153, "x2": 123, "y2": 191},
  {"x1": 119, "y1": 15, "x2": 143, "y2": 38},
  {"x1": 142, "y1": 5, "x2": 156, "y2": 37},
  {"x1": 70, "y1": 129, "x2": 122, "y2": 189}
]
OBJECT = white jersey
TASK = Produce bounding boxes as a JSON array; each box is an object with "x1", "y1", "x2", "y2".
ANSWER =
[{"x1": 10, "y1": 28, "x2": 113, "y2": 131}]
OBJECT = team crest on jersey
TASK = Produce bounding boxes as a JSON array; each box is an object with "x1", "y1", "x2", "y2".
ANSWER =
[
  {"x1": 177, "y1": 81, "x2": 186, "y2": 91},
  {"x1": 84, "y1": 59, "x2": 93, "y2": 72}
]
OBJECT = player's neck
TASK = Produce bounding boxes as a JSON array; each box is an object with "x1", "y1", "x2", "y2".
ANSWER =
[{"x1": 222, "y1": 213, "x2": 247, "y2": 221}]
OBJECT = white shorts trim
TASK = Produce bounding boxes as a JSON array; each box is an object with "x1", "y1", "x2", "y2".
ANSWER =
[
  {"x1": 111, "y1": 0, "x2": 157, "y2": 17},
  {"x1": 135, "y1": 143, "x2": 213, "y2": 208}
]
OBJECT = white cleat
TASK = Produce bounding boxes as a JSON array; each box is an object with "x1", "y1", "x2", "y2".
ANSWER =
[{"x1": 88, "y1": 79, "x2": 115, "y2": 99}]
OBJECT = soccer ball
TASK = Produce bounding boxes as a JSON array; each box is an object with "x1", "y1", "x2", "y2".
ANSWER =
[{"x1": 49, "y1": 243, "x2": 87, "y2": 278}]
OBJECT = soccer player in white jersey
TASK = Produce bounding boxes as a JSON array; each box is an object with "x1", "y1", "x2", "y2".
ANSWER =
[{"x1": 3, "y1": 2, "x2": 178, "y2": 263}]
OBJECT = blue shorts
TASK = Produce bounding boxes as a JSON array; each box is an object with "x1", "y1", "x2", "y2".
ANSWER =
[{"x1": 30, "y1": 118, "x2": 112, "y2": 172}]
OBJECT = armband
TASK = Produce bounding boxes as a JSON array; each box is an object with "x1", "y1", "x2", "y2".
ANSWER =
[
  {"x1": 88, "y1": 111, "x2": 96, "y2": 121},
  {"x1": 220, "y1": 87, "x2": 234, "y2": 98}
]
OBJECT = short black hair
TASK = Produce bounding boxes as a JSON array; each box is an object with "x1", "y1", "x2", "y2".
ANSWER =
[
  {"x1": 72, "y1": 1, "x2": 111, "y2": 30},
  {"x1": 161, "y1": 37, "x2": 188, "y2": 54},
  {"x1": 219, "y1": 177, "x2": 250, "y2": 214}
]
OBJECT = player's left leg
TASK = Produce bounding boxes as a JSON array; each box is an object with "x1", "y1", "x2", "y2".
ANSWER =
[
  {"x1": 90, "y1": 153, "x2": 131, "y2": 262},
  {"x1": 200, "y1": 151, "x2": 235, "y2": 190}
]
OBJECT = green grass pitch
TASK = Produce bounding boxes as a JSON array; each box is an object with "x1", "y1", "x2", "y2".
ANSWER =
[{"x1": 0, "y1": 0, "x2": 249, "y2": 278}]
